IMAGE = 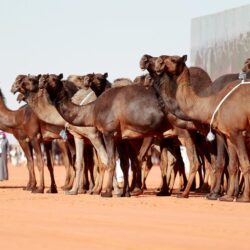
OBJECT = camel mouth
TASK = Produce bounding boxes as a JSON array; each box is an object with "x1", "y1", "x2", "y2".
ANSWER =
[
  {"x1": 11, "y1": 87, "x2": 18, "y2": 94},
  {"x1": 156, "y1": 70, "x2": 162, "y2": 75},
  {"x1": 16, "y1": 93, "x2": 25, "y2": 103}
]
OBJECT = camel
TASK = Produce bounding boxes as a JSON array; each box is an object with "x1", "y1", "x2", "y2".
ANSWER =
[
  {"x1": 155, "y1": 54, "x2": 250, "y2": 202},
  {"x1": 0, "y1": 89, "x2": 73, "y2": 193},
  {"x1": 153, "y1": 55, "x2": 250, "y2": 200},
  {"x1": 11, "y1": 74, "x2": 108, "y2": 195},
  {"x1": 140, "y1": 55, "x2": 216, "y2": 195},
  {"x1": 37, "y1": 72, "x2": 204, "y2": 198}
]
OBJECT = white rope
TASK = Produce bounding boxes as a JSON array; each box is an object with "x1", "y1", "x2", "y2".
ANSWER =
[
  {"x1": 79, "y1": 91, "x2": 94, "y2": 106},
  {"x1": 207, "y1": 80, "x2": 250, "y2": 141}
]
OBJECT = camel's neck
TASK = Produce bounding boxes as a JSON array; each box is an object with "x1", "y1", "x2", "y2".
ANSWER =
[
  {"x1": 0, "y1": 97, "x2": 22, "y2": 128},
  {"x1": 25, "y1": 90, "x2": 66, "y2": 126},
  {"x1": 174, "y1": 67, "x2": 217, "y2": 123},
  {"x1": 53, "y1": 88, "x2": 95, "y2": 127}
]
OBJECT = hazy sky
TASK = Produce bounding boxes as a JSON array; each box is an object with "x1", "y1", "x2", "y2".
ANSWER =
[{"x1": 1, "y1": 0, "x2": 250, "y2": 141}]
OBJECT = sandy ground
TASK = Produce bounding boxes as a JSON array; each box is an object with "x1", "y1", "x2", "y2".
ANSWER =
[{"x1": 0, "y1": 164, "x2": 250, "y2": 250}]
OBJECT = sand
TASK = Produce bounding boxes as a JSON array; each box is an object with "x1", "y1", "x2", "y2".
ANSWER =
[{"x1": 0, "y1": 164, "x2": 250, "y2": 250}]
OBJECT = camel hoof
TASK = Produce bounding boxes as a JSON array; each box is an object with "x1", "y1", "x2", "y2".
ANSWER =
[
  {"x1": 65, "y1": 190, "x2": 78, "y2": 195},
  {"x1": 131, "y1": 188, "x2": 143, "y2": 196},
  {"x1": 206, "y1": 192, "x2": 220, "y2": 200},
  {"x1": 236, "y1": 196, "x2": 250, "y2": 202},
  {"x1": 115, "y1": 191, "x2": 130, "y2": 197},
  {"x1": 101, "y1": 191, "x2": 113, "y2": 198},
  {"x1": 32, "y1": 188, "x2": 44, "y2": 194},
  {"x1": 177, "y1": 193, "x2": 189, "y2": 198},
  {"x1": 122, "y1": 192, "x2": 131, "y2": 197},
  {"x1": 89, "y1": 188, "x2": 101, "y2": 195},
  {"x1": 46, "y1": 187, "x2": 58, "y2": 194},
  {"x1": 77, "y1": 188, "x2": 87, "y2": 194},
  {"x1": 23, "y1": 186, "x2": 32, "y2": 191},
  {"x1": 219, "y1": 195, "x2": 234, "y2": 202},
  {"x1": 156, "y1": 189, "x2": 171, "y2": 196},
  {"x1": 195, "y1": 185, "x2": 210, "y2": 194}
]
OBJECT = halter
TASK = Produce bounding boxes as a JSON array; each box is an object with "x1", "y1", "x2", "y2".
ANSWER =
[
  {"x1": 80, "y1": 91, "x2": 94, "y2": 106},
  {"x1": 207, "y1": 72, "x2": 250, "y2": 141}
]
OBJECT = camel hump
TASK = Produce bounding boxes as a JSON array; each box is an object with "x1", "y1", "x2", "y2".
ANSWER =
[{"x1": 112, "y1": 78, "x2": 133, "y2": 87}]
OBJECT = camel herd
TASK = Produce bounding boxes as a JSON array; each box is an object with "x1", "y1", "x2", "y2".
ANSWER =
[{"x1": 3, "y1": 54, "x2": 250, "y2": 202}]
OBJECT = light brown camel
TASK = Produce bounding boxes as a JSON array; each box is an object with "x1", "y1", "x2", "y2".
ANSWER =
[
  {"x1": 0, "y1": 89, "x2": 70, "y2": 193},
  {"x1": 11, "y1": 75, "x2": 108, "y2": 195},
  {"x1": 155, "y1": 54, "x2": 250, "y2": 202}
]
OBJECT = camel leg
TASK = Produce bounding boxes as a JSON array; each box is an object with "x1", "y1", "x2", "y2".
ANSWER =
[
  {"x1": 19, "y1": 140, "x2": 36, "y2": 190},
  {"x1": 44, "y1": 142, "x2": 58, "y2": 194},
  {"x1": 199, "y1": 156, "x2": 212, "y2": 193},
  {"x1": 167, "y1": 150, "x2": 177, "y2": 191},
  {"x1": 230, "y1": 133, "x2": 250, "y2": 202},
  {"x1": 219, "y1": 140, "x2": 238, "y2": 202},
  {"x1": 101, "y1": 134, "x2": 115, "y2": 197},
  {"x1": 87, "y1": 146, "x2": 96, "y2": 191},
  {"x1": 88, "y1": 135, "x2": 108, "y2": 194},
  {"x1": 177, "y1": 134, "x2": 200, "y2": 198},
  {"x1": 157, "y1": 147, "x2": 171, "y2": 196},
  {"x1": 89, "y1": 149, "x2": 101, "y2": 194},
  {"x1": 66, "y1": 137, "x2": 84, "y2": 195},
  {"x1": 31, "y1": 139, "x2": 45, "y2": 193},
  {"x1": 206, "y1": 134, "x2": 226, "y2": 200},
  {"x1": 57, "y1": 140, "x2": 74, "y2": 190},
  {"x1": 141, "y1": 158, "x2": 152, "y2": 192}
]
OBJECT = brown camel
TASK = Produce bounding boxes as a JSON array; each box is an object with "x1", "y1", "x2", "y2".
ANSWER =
[
  {"x1": 155, "y1": 54, "x2": 250, "y2": 202},
  {"x1": 37, "y1": 72, "x2": 204, "y2": 198},
  {"x1": 153, "y1": 55, "x2": 250, "y2": 200},
  {"x1": 0, "y1": 89, "x2": 71, "y2": 193},
  {"x1": 140, "y1": 55, "x2": 215, "y2": 195},
  {"x1": 86, "y1": 73, "x2": 190, "y2": 195},
  {"x1": 11, "y1": 74, "x2": 108, "y2": 195}
]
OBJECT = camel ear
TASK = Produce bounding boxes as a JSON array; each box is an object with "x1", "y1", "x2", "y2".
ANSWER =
[
  {"x1": 143, "y1": 55, "x2": 148, "y2": 62},
  {"x1": 59, "y1": 73, "x2": 63, "y2": 80},
  {"x1": 36, "y1": 74, "x2": 41, "y2": 80},
  {"x1": 157, "y1": 56, "x2": 163, "y2": 64},
  {"x1": 104, "y1": 72, "x2": 108, "y2": 79},
  {"x1": 181, "y1": 55, "x2": 187, "y2": 62}
]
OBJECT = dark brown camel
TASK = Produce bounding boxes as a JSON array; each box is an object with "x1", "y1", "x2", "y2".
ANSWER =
[
  {"x1": 155, "y1": 54, "x2": 250, "y2": 202},
  {"x1": 140, "y1": 55, "x2": 216, "y2": 195},
  {"x1": 11, "y1": 74, "x2": 109, "y2": 195},
  {"x1": 78, "y1": 73, "x2": 191, "y2": 195}
]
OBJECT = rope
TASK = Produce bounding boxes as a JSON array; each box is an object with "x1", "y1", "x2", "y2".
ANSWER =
[
  {"x1": 207, "y1": 79, "x2": 250, "y2": 141},
  {"x1": 80, "y1": 91, "x2": 94, "y2": 106}
]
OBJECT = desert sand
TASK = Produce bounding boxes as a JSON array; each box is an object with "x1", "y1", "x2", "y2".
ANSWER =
[{"x1": 0, "y1": 164, "x2": 250, "y2": 250}]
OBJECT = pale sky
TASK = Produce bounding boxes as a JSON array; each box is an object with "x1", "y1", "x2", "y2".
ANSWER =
[{"x1": 1, "y1": 0, "x2": 250, "y2": 142}]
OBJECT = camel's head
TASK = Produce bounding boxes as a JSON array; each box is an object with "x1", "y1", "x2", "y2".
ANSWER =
[
  {"x1": 155, "y1": 55, "x2": 187, "y2": 76},
  {"x1": 139, "y1": 54, "x2": 153, "y2": 71},
  {"x1": 38, "y1": 73, "x2": 64, "y2": 102},
  {"x1": 134, "y1": 74, "x2": 154, "y2": 88},
  {"x1": 67, "y1": 75, "x2": 85, "y2": 89},
  {"x1": 39, "y1": 73, "x2": 63, "y2": 89},
  {"x1": 144, "y1": 74, "x2": 154, "y2": 87},
  {"x1": 11, "y1": 74, "x2": 41, "y2": 100},
  {"x1": 83, "y1": 72, "x2": 110, "y2": 96},
  {"x1": 242, "y1": 58, "x2": 250, "y2": 73},
  {"x1": 133, "y1": 75, "x2": 146, "y2": 85},
  {"x1": 155, "y1": 55, "x2": 169, "y2": 75}
]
